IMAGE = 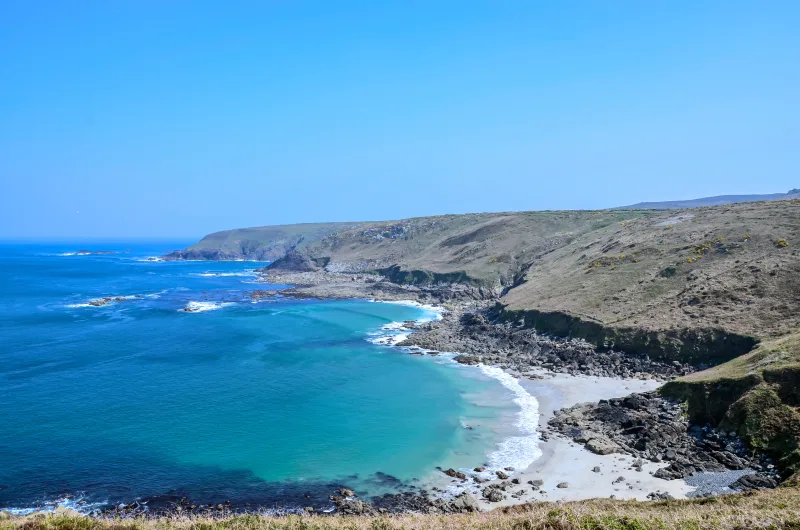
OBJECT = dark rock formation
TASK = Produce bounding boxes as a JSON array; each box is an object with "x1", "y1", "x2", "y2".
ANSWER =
[
  {"x1": 443, "y1": 468, "x2": 467, "y2": 480},
  {"x1": 730, "y1": 474, "x2": 779, "y2": 491},
  {"x1": 266, "y1": 249, "x2": 320, "y2": 272},
  {"x1": 249, "y1": 290, "x2": 277, "y2": 300},
  {"x1": 548, "y1": 392, "x2": 779, "y2": 487},
  {"x1": 401, "y1": 309, "x2": 694, "y2": 380}
]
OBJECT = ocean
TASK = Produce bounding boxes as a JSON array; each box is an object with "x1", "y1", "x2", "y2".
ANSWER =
[{"x1": 0, "y1": 241, "x2": 538, "y2": 513}]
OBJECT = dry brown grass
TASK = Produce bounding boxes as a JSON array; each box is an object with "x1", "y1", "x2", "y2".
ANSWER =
[
  {"x1": 503, "y1": 200, "x2": 800, "y2": 338},
  {"x1": 5, "y1": 488, "x2": 800, "y2": 530}
]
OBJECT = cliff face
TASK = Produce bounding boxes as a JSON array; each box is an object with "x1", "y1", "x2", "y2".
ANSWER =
[{"x1": 496, "y1": 307, "x2": 757, "y2": 366}]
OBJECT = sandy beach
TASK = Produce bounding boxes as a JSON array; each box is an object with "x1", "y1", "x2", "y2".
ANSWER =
[
  {"x1": 490, "y1": 370, "x2": 693, "y2": 505},
  {"x1": 423, "y1": 367, "x2": 695, "y2": 509}
]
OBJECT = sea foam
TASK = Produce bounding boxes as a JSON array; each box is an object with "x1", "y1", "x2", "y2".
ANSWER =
[
  {"x1": 181, "y1": 301, "x2": 234, "y2": 313},
  {"x1": 479, "y1": 364, "x2": 543, "y2": 471},
  {"x1": 380, "y1": 299, "x2": 444, "y2": 323},
  {"x1": 5, "y1": 495, "x2": 108, "y2": 515},
  {"x1": 194, "y1": 270, "x2": 257, "y2": 278},
  {"x1": 366, "y1": 301, "x2": 544, "y2": 473}
]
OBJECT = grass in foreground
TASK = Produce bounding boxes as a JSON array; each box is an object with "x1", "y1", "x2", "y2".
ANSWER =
[{"x1": 5, "y1": 488, "x2": 800, "y2": 530}]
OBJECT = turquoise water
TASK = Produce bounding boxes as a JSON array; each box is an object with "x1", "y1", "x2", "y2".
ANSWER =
[{"x1": 0, "y1": 242, "x2": 514, "y2": 512}]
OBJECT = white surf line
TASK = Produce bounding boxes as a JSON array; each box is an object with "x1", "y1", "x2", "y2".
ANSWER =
[
  {"x1": 478, "y1": 365, "x2": 543, "y2": 472},
  {"x1": 180, "y1": 301, "x2": 235, "y2": 313},
  {"x1": 194, "y1": 270, "x2": 257, "y2": 277},
  {"x1": 365, "y1": 301, "x2": 543, "y2": 477}
]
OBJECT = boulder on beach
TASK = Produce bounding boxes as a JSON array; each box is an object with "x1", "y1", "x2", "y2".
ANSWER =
[
  {"x1": 481, "y1": 486, "x2": 504, "y2": 502},
  {"x1": 586, "y1": 437, "x2": 619, "y2": 455},
  {"x1": 447, "y1": 492, "x2": 479, "y2": 512},
  {"x1": 730, "y1": 474, "x2": 779, "y2": 491}
]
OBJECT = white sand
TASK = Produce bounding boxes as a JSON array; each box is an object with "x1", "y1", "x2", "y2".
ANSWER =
[{"x1": 432, "y1": 368, "x2": 695, "y2": 508}]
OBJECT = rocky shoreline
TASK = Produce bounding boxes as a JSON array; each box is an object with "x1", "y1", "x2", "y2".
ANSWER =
[
  {"x1": 252, "y1": 272, "x2": 782, "y2": 509},
  {"x1": 398, "y1": 309, "x2": 694, "y2": 381},
  {"x1": 99, "y1": 488, "x2": 481, "y2": 519}
]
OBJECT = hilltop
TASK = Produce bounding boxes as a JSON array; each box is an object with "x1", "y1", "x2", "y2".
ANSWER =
[{"x1": 615, "y1": 188, "x2": 800, "y2": 210}]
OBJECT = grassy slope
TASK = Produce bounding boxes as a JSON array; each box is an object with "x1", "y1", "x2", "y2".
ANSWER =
[
  {"x1": 6, "y1": 489, "x2": 800, "y2": 529},
  {"x1": 502, "y1": 200, "x2": 800, "y2": 338},
  {"x1": 187, "y1": 222, "x2": 367, "y2": 260},
  {"x1": 180, "y1": 201, "x2": 800, "y2": 341},
  {"x1": 301, "y1": 210, "x2": 647, "y2": 284}
]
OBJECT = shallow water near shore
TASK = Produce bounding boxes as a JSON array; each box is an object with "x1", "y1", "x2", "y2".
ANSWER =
[{"x1": 0, "y1": 242, "x2": 523, "y2": 513}]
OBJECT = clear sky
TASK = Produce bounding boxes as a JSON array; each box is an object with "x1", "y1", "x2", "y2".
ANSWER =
[{"x1": 1, "y1": 1, "x2": 798, "y2": 239}]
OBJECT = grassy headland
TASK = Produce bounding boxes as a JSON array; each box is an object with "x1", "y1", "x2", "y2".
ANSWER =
[{"x1": 170, "y1": 200, "x2": 800, "y2": 361}]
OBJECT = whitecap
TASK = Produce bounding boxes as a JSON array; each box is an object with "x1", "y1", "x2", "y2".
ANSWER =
[
  {"x1": 379, "y1": 299, "x2": 444, "y2": 322},
  {"x1": 365, "y1": 301, "x2": 445, "y2": 350},
  {"x1": 180, "y1": 301, "x2": 234, "y2": 313},
  {"x1": 5, "y1": 495, "x2": 108, "y2": 515},
  {"x1": 368, "y1": 332, "x2": 411, "y2": 346},
  {"x1": 194, "y1": 270, "x2": 257, "y2": 278}
]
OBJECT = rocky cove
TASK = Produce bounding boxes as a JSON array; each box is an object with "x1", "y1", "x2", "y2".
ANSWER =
[{"x1": 198, "y1": 267, "x2": 784, "y2": 514}]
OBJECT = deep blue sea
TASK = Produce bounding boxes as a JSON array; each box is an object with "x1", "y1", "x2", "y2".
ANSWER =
[{"x1": 0, "y1": 242, "x2": 526, "y2": 513}]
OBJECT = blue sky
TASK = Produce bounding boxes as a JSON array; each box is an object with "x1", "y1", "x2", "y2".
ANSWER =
[{"x1": 1, "y1": 1, "x2": 798, "y2": 239}]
